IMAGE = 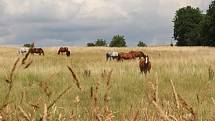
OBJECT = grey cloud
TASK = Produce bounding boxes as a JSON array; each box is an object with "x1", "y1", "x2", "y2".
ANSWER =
[{"x1": 0, "y1": 0, "x2": 212, "y2": 46}]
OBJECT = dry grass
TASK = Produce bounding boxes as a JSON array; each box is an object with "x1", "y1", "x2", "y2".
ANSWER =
[{"x1": 0, "y1": 46, "x2": 215, "y2": 120}]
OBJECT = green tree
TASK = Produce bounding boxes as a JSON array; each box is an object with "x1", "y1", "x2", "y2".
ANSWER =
[
  {"x1": 173, "y1": 6, "x2": 203, "y2": 46},
  {"x1": 137, "y1": 41, "x2": 147, "y2": 47},
  {"x1": 109, "y1": 35, "x2": 127, "y2": 47},
  {"x1": 201, "y1": 0, "x2": 215, "y2": 46},
  {"x1": 86, "y1": 43, "x2": 95, "y2": 47},
  {"x1": 95, "y1": 39, "x2": 107, "y2": 46},
  {"x1": 23, "y1": 43, "x2": 33, "y2": 47}
]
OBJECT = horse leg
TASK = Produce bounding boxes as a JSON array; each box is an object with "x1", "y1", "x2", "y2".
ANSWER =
[
  {"x1": 117, "y1": 56, "x2": 119, "y2": 61},
  {"x1": 140, "y1": 70, "x2": 143, "y2": 74},
  {"x1": 112, "y1": 57, "x2": 114, "y2": 61},
  {"x1": 144, "y1": 70, "x2": 147, "y2": 76}
]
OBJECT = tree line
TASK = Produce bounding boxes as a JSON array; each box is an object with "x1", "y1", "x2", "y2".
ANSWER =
[
  {"x1": 87, "y1": 35, "x2": 147, "y2": 47},
  {"x1": 173, "y1": 0, "x2": 215, "y2": 46}
]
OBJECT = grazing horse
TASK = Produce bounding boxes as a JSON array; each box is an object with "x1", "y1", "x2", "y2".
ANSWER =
[
  {"x1": 58, "y1": 47, "x2": 69, "y2": 55},
  {"x1": 18, "y1": 47, "x2": 29, "y2": 55},
  {"x1": 129, "y1": 51, "x2": 146, "y2": 59},
  {"x1": 29, "y1": 48, "x2": 44, "y2": 55},
  {"x1": 106, "y1": 51, "x2": 119, "y2": 61},
  {"x1": 139, "y1": 55, "x2": 151, "y2": 75},
  {"x1": 117, "y1": 52, "x2": 135, "y2": 61}
]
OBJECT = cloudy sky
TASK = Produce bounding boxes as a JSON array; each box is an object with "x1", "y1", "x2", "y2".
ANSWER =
[{"x1": 0, "y1": 0, "x2": 212, "y2": 47}]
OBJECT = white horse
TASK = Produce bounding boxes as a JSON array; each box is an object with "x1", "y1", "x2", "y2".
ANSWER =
[
  {"x1": 106, "y1": 51, "x2": 119, "y2": 61},
  {"x1": 18, "y1": 47, "x2": 29, "y2": 55}
]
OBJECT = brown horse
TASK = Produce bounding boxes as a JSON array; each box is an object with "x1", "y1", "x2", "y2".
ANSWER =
[
  {"x1": 29, "y1": 48, "x2": 44, "y2": 55},
  {"x1": 129, "y1": 51, "x2": 146, "y2": 59},
  {"x1": 58, "y1": 47, "x2": 69, "y2": 55},
  {"x1": 117, "y1": 52, "x2": 135, "y2": 61},
  {"x1": 139, "y1": 55, "x2": 151, "y2": 75}
]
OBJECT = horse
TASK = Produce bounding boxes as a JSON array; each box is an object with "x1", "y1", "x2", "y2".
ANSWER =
[
  {"x1": 106, "y1": 51, "x2": 118, "y2": 61},
  {"x1": 129, "y1": 51, "x2": 146, "y2": 59},
  {"x1": 29, "y1": 48, "x2": 44, "y2": 55},
  {"x1": 117, "y1": 52, "x2": 135, "y2": 61},
  {"x1": 58, "y1": 47, "x2": 69, "y2": 55},
  {"x1": 139, "y1": 55, "x2": 151, "y2": 76},
  {"x1": 18, "y1": 47, "x2": 29, "y2": 55}
]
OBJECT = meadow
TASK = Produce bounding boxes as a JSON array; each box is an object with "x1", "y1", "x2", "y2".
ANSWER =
[{"x1": 0, "y1": 46, "x2": 215, "y2": 121}]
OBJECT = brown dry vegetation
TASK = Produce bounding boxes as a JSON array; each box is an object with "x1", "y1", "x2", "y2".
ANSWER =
[{"x1": 0, "y1": 46, "x2": 215, "y2": 120}]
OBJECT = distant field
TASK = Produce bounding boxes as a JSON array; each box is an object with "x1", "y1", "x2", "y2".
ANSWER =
[{"x1": 0, "y1": 46, "x2": 215, "y2": 120}]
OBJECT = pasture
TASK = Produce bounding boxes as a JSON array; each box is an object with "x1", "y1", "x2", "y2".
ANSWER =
[{"x1": 0, "y1": 46, "x2": 215, "y2": 120}]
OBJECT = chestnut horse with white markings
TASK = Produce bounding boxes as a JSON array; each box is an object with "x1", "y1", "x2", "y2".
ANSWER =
[{"x1": 139, "y1": 55, "x2": 151, "y2": 75}]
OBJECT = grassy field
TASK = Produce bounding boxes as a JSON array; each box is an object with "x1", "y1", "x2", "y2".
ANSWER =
[{"x1": 0, "y1": 46, "x2": 215, "y2": 120}]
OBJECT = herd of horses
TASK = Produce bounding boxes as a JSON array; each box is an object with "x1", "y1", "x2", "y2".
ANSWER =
[
  {"x1": 18, "y1": 47, "x2": 151, "y2": 75},
  {"x1": 106, "y1": 50, "x2": 151, "y2": 75},
  {"x1": 18, "y1": 47, "x2": 70, "y2": 56}
]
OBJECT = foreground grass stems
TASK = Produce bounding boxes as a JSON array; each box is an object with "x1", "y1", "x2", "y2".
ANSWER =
[
  {"x1": 90, "y1": 69, "x2": 115, "y2": 121},
  {"x1": 21, "y1": 42, "x2": 34, "y2": 64},
  {"x1": 104, "y1": 69, "x2": 113, "y2": 111},
  {"x1": 0, "y1": 47, "x2": 215, "y2": 120},
  {"x1": 24, "y1": 60, "x2": 33, "y2": 69},
  {"x1": 42, "y1": 104, "x2": 48, "y2": 121},
  {"x1": 67, "y1": 66, "x2": 82, "y2": 91},
  {"x1": 48, "y1": 66, "x2": 82, "y2": 110},
  {"x1": 152, "y1": 101, "x2": 171, "y2": 121},
  {"x1": 18, "y1": 106, "x2": 31, "y2": 121},
  {"x1": 47, "y1": 85, "x2": 73, "y2": 110},
  {"x1": 0, "y1": 58, "x2": 20, "y2": 110},
  {"x1": 170, "y1": 80, "x2": 180, "y2": 109}
]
